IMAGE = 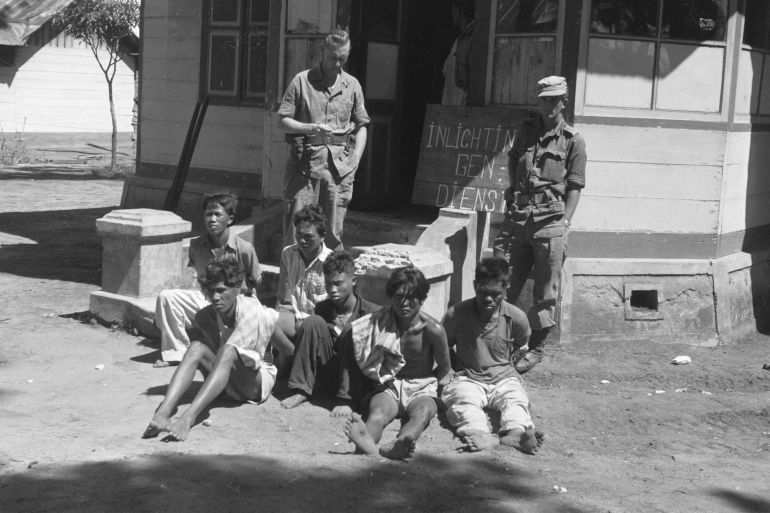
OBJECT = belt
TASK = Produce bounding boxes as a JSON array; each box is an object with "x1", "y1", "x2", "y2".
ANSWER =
[
  {"x1": 519, "y1": 193, "x2": 548, "y2": 205},
  {"x1": 304, "y1": 133, "x2": 351, "y2": 146}
]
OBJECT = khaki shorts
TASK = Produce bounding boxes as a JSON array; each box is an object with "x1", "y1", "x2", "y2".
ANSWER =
[{"x1": 375, "y1": 376, "x2": 439, "y2": 416}]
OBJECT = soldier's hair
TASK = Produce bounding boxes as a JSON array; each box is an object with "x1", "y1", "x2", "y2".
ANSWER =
[
  {"x1": 198, "y1": 258, "x2": 244, "y2": 290},
  {"x1": 202, "y1": 192, "x2": 238, "y2": 218},
  {"x1": 293, "y1": 203, "x2": 327, "y2": 237},
  {"x1": 452, "y1": 0, "x2": 475, "y2": 20},
  {"x1": 325, "y1": 29, "x2": 350, "y2": 49},
  {"x1": 323, "y1": 249, "x2": 356, "y2": 276},
  {"x1": 386, "y1": 265, "x2": 429, "y2": 302},
  {"x1": 475, "y1": 257, "x2": 511, "y2": 284}
]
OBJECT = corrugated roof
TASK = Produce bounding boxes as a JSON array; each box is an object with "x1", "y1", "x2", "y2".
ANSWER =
[{"x1": 0, "y1": 0, "x2": 75, "y2": 46}]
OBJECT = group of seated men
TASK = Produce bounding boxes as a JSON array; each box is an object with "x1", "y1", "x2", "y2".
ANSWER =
[{"x1": 142, "y1": 193, "x2": 544, "y2": 459}]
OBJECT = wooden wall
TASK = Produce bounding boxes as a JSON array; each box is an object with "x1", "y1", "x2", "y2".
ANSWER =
[
  {"x1": 140, "y1": 0, "x2": 264, "y2": 182},
  {"x1": 0, "y1": 32, "x2": 134, "y2": 133}
]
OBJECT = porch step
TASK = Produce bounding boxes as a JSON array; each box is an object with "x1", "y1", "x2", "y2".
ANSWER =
[{"x1": 342, "y1": 207, "x2": 436, "y2": 246}]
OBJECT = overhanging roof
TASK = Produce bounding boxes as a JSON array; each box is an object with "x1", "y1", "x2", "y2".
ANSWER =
[{"x1": 0, "y1": 0, "x2": 74, "y2": 46}]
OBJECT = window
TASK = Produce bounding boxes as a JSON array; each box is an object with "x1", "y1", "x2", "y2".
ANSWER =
[
  {"x1": 737, "y1": 0, "x2": 770, "y2": 115},
  {"x1": 490, "y1": 0, "x2": 561, "y2": 106},
  {"x1": 203, "y1": 0, "x2": 269, "y2": 103},
  {"x1": 585, "y1": 0, "x2": 728, "y2": 113}
]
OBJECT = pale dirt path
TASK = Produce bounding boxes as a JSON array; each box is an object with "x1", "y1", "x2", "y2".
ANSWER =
[{"x1": 1, "y1": 170, "x2": 769, "y2": 513}]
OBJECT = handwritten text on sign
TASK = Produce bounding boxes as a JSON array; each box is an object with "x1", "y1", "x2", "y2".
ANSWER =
[{"x1": 411, "y1": 105, "x2": 530, "y2": 213}]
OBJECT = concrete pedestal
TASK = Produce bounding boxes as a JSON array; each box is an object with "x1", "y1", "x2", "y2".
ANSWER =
[
  {"x1": 90, "y1": 209, "x2": 191, "y2": 332},
  {"x1": 354, "y1": 243, "x2": 454, "y2": 320}
]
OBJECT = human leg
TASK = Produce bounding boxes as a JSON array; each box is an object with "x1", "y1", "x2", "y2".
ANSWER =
[
  {"x1": 380, "y1": 395, "x2": 438, "y2": 460},
  {"x1": 489, "y1": 377, "x2": 543, "y2": 454},
  {"x1": 269, "y1": 310, "x2": 298, "y2": 376},
  {"x1": 441, "y1": 377, "x2": 498, "y2": 451},
  {"x1": 282, "y1": 316, "x2": 337, "y2": 408},
  {"x1": 321, "y1": 170, "x2": 354, "y2": 250},
  {"x1": 155, "y1": 289, "x2": 208, "y2": 363},
  {"x1": 282, "y1": 167, "x2": 319, "y2": 247},
  {"x1": 344, "y1": 390, "x2": 398, "y2": 456},
  {"x1": 516, "y1": 233, "x2": 565, "y2": 373},
  {"x1": 506, "y1": 232, "x2": 534, "y2": 305},
  {"x1": 143, "y1": 340, "x2": 215, "y2": 438}
]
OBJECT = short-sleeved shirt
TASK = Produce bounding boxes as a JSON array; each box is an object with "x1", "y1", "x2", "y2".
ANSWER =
[
  {"x1": 507, "y1": 116, "x2": 587, "y2": 236},
  {"x1": 443, "y1": 298, "x2": 530, "y2": 384},
  {"x1": 276, "y1": 243, "x2": 332, "y2": 318},
  {"x1": 279, "y1": 64, "x2": 370, "y2": 178},
  {"x1": 188, "y1": 232, "x2": 261, "y2": 293}
]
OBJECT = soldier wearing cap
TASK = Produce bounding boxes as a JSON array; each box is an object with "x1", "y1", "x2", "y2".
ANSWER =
[
  {"x1": 278, "y1": 29, "x2": 370, "y2": 250},
  {"x1": 494, "y1": 76, "x2": 587, "y2": 373}
]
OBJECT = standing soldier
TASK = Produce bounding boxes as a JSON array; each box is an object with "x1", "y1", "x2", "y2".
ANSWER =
[
  {"x1": 278, "y1": 29, "x2": 369, "y2": 250},
  {"x1": 494, "y1": 76, "x2": 587, "y2": 373}
]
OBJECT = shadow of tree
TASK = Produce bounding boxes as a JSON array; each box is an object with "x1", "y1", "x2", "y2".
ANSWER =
[
  {"x1": 711, "y1": 488, "x2": 770, "y2": 513},
  {"x1": 0, "y1": 454, "x2": 592, "y2": 513},
  {"x1": 0, "y1": 207, "x2": 112, "y2": 285}
]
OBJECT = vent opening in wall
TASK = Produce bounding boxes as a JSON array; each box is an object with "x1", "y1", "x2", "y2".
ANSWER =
[{"x1": 624, "y1": 284, "x2": 664, "y2": 321}]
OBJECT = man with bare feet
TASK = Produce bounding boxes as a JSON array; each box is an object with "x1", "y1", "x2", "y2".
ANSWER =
[
  {"x1": 154, "y1": 193, "x2": 260, "y2": 366},
  {"x1": 343, "y1": 266, "x2": 452, "y2": 460},
  {"x1": 280, "y1": 250, "x2": 379, "y2": 413},
  {"x1": 271, "y1": 204, "x2": 332, "y2": 374},
  {"x1": 441, "y1": 257, "x2": 544, "y2": 454},
  {"x1": 143, "y1": 260, "x2": 278, "y2": 441}
]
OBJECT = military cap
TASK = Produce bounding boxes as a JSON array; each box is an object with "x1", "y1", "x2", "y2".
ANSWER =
[{"x1": 537, "y1": 76, "x2": 568, "y2": 97}]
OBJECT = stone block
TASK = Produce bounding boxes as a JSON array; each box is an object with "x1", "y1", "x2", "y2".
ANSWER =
[
  {"x1": 95, "y1": 209, "x2": 191, "y2": 297},
  {"x1": 353, "y1": 244, "x2": 453, "y2": 320},
  {"x1": 89, "y1": 290, "x2": 160, "y2": 339}
]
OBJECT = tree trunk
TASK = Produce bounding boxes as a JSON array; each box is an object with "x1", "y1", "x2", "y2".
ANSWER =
[{"x1": 108, "y1": 78, "x2": 117, "y2": 173}]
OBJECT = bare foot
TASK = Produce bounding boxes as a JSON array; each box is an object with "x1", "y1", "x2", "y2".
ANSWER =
[
  {"x1": 280, "y1": 393, "x2": 309, "y2": 409},
  {"x1": 379, "y1": 436, "x2": 416, "y2": 460},
  {"x1": 463, "y1": 429, "x2": 500, "y2": 452},
  {"x1": 499, "y1": 427, "x2": 545, "y2": 455},
  {"x1": 330, "y1": 404, "x2": 353, "y2": 418},
  {"x1": 166, "y1": 413, "x2": 194, "y2": 442},
  {"x1": 344, "y1": 413, "x2": 378, "y2": 456},
  {"x1": 142, "y1": 415, "x2": 171, "y2": 439}
]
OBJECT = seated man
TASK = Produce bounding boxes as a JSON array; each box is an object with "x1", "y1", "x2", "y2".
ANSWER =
[
  {"x1": 280, "y1": 250, "x2": 379, "y2": 412},
  {"x1": 271, "y1": 203, "x2": 332, "y2": 372},
  {"x1": 441, "y1": 257, "x2": 544, "y2": 454},
  {"x1": 143, "y1": 259, "x2": 278, "y2": 442},
  {"x1": 344, "y1": 266, "x2": 452, "y2": 460},
  {"x1": 155, "y1": 192, "x2": 260, "y2": 365}
]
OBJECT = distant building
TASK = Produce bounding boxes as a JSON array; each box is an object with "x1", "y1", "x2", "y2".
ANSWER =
[
  {"x1": 0, "y1": 0, "x2": 137, "y2": 146},
  {"x1": 125, "y1": 0, "x2": 770, "y2": 341}
]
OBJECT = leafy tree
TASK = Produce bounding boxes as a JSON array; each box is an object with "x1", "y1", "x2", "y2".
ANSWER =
[{"x1": 55, "y1": 0, "x2": 140, "y2": 173}]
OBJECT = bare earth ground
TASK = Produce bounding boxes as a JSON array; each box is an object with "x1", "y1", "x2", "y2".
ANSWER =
[{"x1": 1, "y1": 166, "x2": 770, "y2": 513}]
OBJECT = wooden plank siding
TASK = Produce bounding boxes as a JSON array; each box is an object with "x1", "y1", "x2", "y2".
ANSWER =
[
  {"x1": 0, "y1": 42, "x2": 134, "y2": 133},
  {"x1": 139, "y1": 2, "x2": 264, "y2": 187},
  {"x1": 720, "y1": 131, "x2": 770, "y2": 234},
  {"x1": 572, "y1": 123, "x2": 726, "y2": 235}
]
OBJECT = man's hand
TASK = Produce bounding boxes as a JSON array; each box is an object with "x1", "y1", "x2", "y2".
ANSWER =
[
  {"x1": 438, "y1": 369, "x2": 456, "y2": 387},
  {"x1": 311, "y1": 123, "x2": 334, "y2": 135}
]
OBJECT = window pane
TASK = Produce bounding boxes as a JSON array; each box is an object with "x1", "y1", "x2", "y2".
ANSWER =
[
  {"x1": 208, "y1": 33, "x2": 239, "y2": 94},
  {"x1": 337, "y1": 0, "x2": 351, "y2": 32},
  {"x1": 286, "y1": 0, "x2": 334, "y2": 34},
  {"x1": 656, "y1": 43, "x2": 723, "y2": 111},
  {"x1": 211, "y1": 0, "x2": 241, "y2": 24},
  {"x1": 590, "y1": 0, "x2": 659, "y2": 37},
  {"x1": 249, "y1": 0, "x2": 269, "y2": 24},
  {"x1": 743, "y1": 0, "x2": 770, "y2": 49},
  {"x1": 246, "y1": 32, "x2": 268, "y2": 96},
  {"x1": 585, "y1": 38, "x2": 654, "y2": 108},
  {"x1": 661, "y1": 0, "x2": 727, "y2": 41},
  {"x1": 497, "y1": 0, "x2": 559, "y2": 34},
  {"x1": 363, "y1": 1, "x2": 399, "y2": 40}
]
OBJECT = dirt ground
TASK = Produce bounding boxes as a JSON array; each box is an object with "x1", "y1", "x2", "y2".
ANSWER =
[{"x1": 1, "y1": 166, "x2": 770, "y2": 513}]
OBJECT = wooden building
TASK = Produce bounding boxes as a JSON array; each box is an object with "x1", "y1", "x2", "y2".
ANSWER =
[
  {"x1": 0, "y1": 1, "x2": 137, "y2": 145},
  {"x1": 124, "y1": 0, "x2": 770, "y2": 340}
]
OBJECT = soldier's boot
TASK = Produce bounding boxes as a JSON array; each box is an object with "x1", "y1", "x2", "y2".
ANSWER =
[{"x1": 515, "y1": 329, "x2": 548, "y2": 374}]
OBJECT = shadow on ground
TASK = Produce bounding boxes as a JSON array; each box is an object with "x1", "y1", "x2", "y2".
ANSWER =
[
  {"x1": 0, "y1": 167, "x2": 128, "y2": 181},
  {"x1": 0, "y1": 454, "x2": 589, "y2": 513},
  {"x1": 0, "y1": 207, "x2": 112, "y2": 285},
  {"x1": 711, "y1": 488, "x2": 770, "y2": 513}
]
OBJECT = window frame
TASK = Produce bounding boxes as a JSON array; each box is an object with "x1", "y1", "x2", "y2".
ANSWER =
[
  {"x1": 738, "y1": 0, "x2": 770, "y2": 118},
  {"x1": 201, "y1": 0, "x2": 271, "y2": 107},
  {"x1": 575, "y1": 0, "x2": 737, "y2": 122}
]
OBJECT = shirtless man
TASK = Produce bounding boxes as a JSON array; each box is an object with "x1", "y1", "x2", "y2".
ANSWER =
[
  {"x1": 143, "y1": 259, "x2": 278, "y2": 441},
  {"x1": 344, "y1": 266, "x2": 452, "y2": 460},
  {"x1": 442, "y1": 257, "x2": 544, "y2": 454}
]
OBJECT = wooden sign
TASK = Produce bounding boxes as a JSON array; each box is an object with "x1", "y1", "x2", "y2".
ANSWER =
[{"x1": 411, "y1": 105, "x2": 531, "y2": 213}]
